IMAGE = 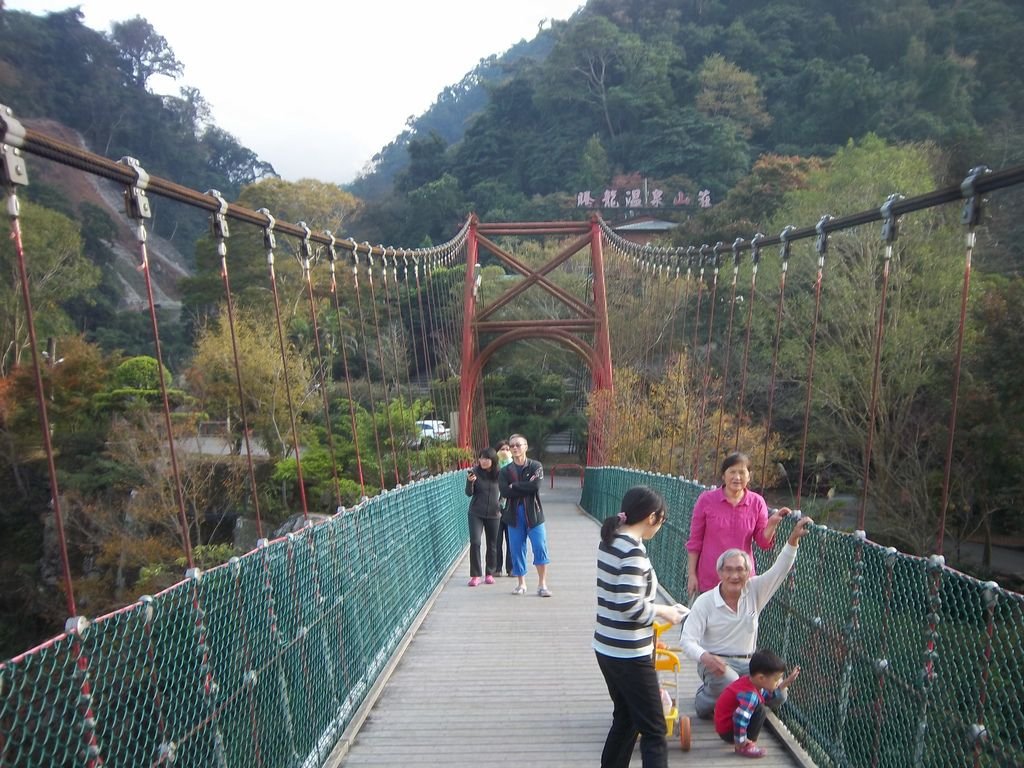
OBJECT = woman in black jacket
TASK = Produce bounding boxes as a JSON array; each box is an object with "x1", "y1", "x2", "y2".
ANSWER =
[{"x1": 465, "y1": 447, "x2": 501, "y2": 586}]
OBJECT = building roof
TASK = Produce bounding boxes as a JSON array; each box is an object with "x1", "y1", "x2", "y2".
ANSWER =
[{"x1": 612, "y1": 218, "x2": 678, "y2": 232}]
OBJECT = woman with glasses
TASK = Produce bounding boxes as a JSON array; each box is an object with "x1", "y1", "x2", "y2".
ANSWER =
[
  {"x1": 594, "y1": 485, "x2": 688, "y2": 768},
  {"x1": 498, "y1": 434, "x2": 551, "y2": 596}
]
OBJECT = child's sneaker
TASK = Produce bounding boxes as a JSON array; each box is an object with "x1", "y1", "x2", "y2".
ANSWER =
[
  {"x1": 468, "y1": 577, "x2": 480, "y2": 587},
  {"x1": 484, "y1": 575, "x2": 495, "y2": 584},
  {"x1": 734, "y1": 742, "x2": 766, "y2": 759}
]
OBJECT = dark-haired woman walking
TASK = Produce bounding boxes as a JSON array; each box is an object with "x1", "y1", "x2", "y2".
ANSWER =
[
  {"x1": 594, "y1": 485, "x2": 688, "y2": 768},
  {"x1": 465, "y1": 447, "x2": 501, "y2": 586}
]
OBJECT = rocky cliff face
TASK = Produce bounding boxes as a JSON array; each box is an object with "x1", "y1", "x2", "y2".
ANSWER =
[{"x1": 24, "y1": 119, "x2": 191, "y2": 311}]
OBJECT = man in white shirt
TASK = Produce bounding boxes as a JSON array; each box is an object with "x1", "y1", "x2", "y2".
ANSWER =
[{"x1": 680, "y1": 515, "x2": 812, "y2": 718}]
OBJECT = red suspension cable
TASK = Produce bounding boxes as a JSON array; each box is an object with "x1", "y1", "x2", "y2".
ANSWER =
[
  {"x1": 351, "y1": 250, "x2": 388, "y2": 490},
  {"x1": 734, "y1": 235, "x2": 764, "y2": 452},
  {"x1": 298, "y1": 225, "x2": 343, "y2": 505},
  {"x1": 381, "y1": 250, "x2": 414, "y2": 480},
  {"x1": 6, "y1": 188, "x2": 77, "y2": 616},
  {"x1": 667, "y1": 253, "x2": 695, "y2": 475},
  {"x1": 122, "y1": 159, "x2": 195, "y2": 567},
  {"x1": 795, "y1": 216, "x2": 832, "y2": 508},
  {"x1": 858, "y1": 236, "x2": 894, "y2": 532},
  {"x1": 661, "y1": 252, "x2": 685, "y2": 474},
  {"x1": 693, "y1": 244, "x2": 723, "y2": 481},
  {"x1": 937, "y1": 170, "x2": 987, "y2": 555},
  {"x1": 210, "y1": 191, "x2": 265, "y2": 538},
  {"x1": 326, "y1": 244, "x2": 367, "y2": 499},
  {"x1": 759, "y1": 228, "x2": 794, "y2": 489},
  {"x1": 260, "y1": 209, "x2": 309, "y2": 518},
  {"x1": 365, "y1": 249, "x2": 402, "y2": 485},
  {"x1": 715, "y1": 240, "x2": 744, "y2": 465}
]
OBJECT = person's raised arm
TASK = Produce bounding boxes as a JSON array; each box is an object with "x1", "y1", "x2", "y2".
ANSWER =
[
  {"x1": 749, "y1": 515, "x2": 813, "y2": 610},
  {"x1": 787, "y1": 515, "x2": 812, "y2": 547}
]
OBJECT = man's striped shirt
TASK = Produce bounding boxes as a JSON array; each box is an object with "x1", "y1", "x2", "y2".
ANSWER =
[{"x1": 593, "y1": 532, "x2": 659, "y2": 658}]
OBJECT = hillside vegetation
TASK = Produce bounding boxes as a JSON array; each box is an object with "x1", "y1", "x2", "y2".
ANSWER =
[
  {"x1": 1, "y1": 0, "x2": 1023, "y2": 660},
  {"x1": 351, "y1": 0, "x2": 1024, "y2": 246}
]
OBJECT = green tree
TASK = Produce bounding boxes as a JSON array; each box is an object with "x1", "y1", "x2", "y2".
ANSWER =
[
  {"x1": 181, "y1": 177, "x2": 361, "y2": 322},
  {"x1": 587, "y1": 357, "x2": 783, "y2": 481},
  {"x1": 946, "y1": 277, "x2": 1024, "y2": 569},
  {"x1": 187, "y1": 305, "x2": 313, "y2": 459},
  {"x1": 760, "y1": 135, "x2": 964, "y2": 554},
  {"x1": 574, "y1": 134, "x2": 612, "y2": 193},
  {"x1": 0, "y1": 201, "x2": 100, "y2": 376},
  {"x1": 671, "y1": 154, "x2": 824, "y2": 247},
  {"x1": 396, "y1": 132, "x2": 449, "y2": 194},
  {"x1": 695, "y1": 54, "x2": 772, "y2": 139},
  {"x1": 406, "y1": 174, "x2": 467, "y2": 245},
  {"x1": 108, "y1": 15, "x2": 183, "y2": 89}
]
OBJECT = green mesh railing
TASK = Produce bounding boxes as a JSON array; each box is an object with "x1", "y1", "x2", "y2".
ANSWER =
[
  {"x1": 582, "y1": 467, "x2": 1024, "y2": 768},
  {"x1": 0, "y1": 472, "x2": 469, "y2": 768}
]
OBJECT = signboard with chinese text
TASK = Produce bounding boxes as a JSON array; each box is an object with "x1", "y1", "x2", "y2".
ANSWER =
[{"x1": 575, "y1": 185, "x2": 711, "y2": 210}]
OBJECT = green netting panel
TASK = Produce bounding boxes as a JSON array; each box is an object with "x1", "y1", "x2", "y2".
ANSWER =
[
  {"x1": 0, "y1": 471, "x2": 469, "y2": 767},
  {"x1": 581, "y1": 467, "x2": 1024, "y2": 768},
  {"x1": 581, "y1": 467, "x2": 703, "y2": 603}
]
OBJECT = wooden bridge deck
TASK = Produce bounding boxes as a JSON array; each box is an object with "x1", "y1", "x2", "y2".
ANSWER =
[{"x1": 327, "y1": 484, "x2": 813, "y2": 767}]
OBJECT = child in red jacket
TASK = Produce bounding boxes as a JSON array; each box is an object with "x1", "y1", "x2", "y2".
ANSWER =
[{"x1": 714, "y1": 649, "x2": 800, "y2": 758}]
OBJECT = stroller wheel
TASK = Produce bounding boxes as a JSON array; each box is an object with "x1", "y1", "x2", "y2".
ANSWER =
[{"x1": 679, "y1": 715, "x2": 691, "y2": 751}]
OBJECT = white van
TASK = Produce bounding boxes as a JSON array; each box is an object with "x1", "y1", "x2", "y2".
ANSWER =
[{"x1": 413, "y1": 419, "x2": 451, "y2": 447}]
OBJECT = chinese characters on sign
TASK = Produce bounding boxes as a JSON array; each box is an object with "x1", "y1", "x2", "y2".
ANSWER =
[{"x1": 576, "y1": 187, "x2": 712, "y2": 209}]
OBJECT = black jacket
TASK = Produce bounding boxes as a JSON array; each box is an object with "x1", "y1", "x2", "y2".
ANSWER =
[
  {"x1": 499, "y1": 458, "x2": 544, "y2": 527},
  {"x1": 464, "y1": 465, "x2": 501, "y2": 519}
]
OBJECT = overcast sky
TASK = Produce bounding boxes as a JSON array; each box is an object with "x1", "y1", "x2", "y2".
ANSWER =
[{"x1": 7, "y1": 0, "x2": 585, "y2": 184}]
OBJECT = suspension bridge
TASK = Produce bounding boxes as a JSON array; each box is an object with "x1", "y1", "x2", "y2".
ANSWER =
[{"x1": 1, "y1": 105, "x2": 1023, "y2": 767}]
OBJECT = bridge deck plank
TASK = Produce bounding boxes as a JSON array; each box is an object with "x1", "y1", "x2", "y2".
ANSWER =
[{"x1": 332, "y1": 486, "x2": 804, "y2": 767}]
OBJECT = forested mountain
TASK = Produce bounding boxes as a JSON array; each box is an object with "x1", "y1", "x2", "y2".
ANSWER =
[
  {"x1": 6, "y1": 1, "x2": 1023, "y2": 273},
  {"x1": 350, "y1": 0, "x2": 1024, "y2": 245},
  {"x1": 1, "y1": 0, "x2": 1024, "y2": 663},
  {"x1": 0, "y1": 5, "x2": 281, "y2": 364},
  {"x1": 0, "y1": 7, "x2": 275, "y2": 215},
  {"x1": 349, "y1": 30, "x2": 563, "y2": 201}
]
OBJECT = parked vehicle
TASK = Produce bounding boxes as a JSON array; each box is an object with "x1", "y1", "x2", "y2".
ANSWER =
[{"x1": 413, "y1": 419, "x2": 451, "y2": 447}]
